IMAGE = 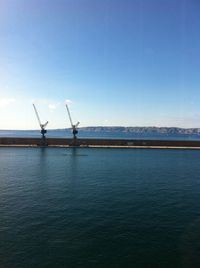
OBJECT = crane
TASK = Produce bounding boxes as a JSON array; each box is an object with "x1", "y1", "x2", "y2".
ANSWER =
[
  {"x1": 65, "y1": 104, "x2": 80, "y2": 140},
  {"x1": 33, "y1": 103, "x2": 48, "y2": 144}
]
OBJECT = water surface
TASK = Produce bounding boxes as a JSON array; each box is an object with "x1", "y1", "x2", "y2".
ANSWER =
[
  {"x1": 1, "y1": 129, "x2": 200, "y2": 140},
  {"x1": 0, "y1": 148, "x2": 200, "y2": 267}
]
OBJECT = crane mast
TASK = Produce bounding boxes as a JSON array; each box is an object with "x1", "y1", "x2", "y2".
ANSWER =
[{"x1": 65, "y1": 104, "x2": 80, "y2": 140}]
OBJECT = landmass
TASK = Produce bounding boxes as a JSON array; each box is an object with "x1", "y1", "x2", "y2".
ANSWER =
[{"x1": 64, "y1": 126, "x2": 200, "y2": 135}]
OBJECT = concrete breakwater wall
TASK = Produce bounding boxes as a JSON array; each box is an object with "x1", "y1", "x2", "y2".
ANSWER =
[{"x1": 1, "y1": 137, "x2": 200, "y2": 148}]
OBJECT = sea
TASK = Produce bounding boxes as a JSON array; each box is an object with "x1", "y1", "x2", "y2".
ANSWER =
[
  {"x1": 1, "y1": 129, "x2": 200, "y2": 140},
  {"x1": 0, "y1": 131, "x2": 200, "y2": 267}
]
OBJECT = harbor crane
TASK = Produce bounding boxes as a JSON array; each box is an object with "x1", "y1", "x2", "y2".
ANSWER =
[
  {"x1": 33, "y1": 103, "x2": 48, "y2": 145},
  {"x1": 65, "y1": 104, "x2": 80, "y2": 140}
]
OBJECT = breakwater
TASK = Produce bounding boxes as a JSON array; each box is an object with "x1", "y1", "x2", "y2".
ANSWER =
[{"x1": 1, "y1": 137, "x2": 200, "y2": 149}]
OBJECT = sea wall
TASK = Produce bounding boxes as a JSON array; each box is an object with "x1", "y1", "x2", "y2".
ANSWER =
[{"x1": 1, "y1": 137, "x2": 200, "y2": 148}]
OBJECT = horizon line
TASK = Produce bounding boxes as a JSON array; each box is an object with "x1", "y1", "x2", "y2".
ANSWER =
[{"x1": 1, "y1": 126, "x2": 200, "y2": 131}]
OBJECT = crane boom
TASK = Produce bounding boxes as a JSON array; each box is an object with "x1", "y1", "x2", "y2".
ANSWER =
[
  {"x1": 75, "y1": 122, "x2": 80, "y2": 128},
  {"x1": 32, "y1": 103, "x2": 48, "y2": 146},
  {"x1": 33, "y1": 103, "x2": 42, "y2": 127},
  {"x1": 65, "y1": 104, "x2": 73, "y2": 127},
  {"x1": 33, "y1": 103, "x2": 48, "y2": 129},
  {"x1": 65, "y1": 104, "x2": 80, "y2": 140}
]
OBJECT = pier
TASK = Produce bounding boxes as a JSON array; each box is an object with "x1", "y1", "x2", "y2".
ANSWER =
[{"x1": 1, "y1": 137, "x2": 200, "y2": 149}]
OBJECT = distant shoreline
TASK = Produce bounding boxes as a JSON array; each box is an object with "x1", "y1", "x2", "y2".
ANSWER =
[{"x1": 1, "y1": 126, "x2": 200, "y2": 136}]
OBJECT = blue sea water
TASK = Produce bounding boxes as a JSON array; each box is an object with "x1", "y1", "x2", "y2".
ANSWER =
[
  {"x1": 1, "y1": 129, "x2": 200, "y2": 140},
  {"x1": 0, "y1": 147, "x2": 200, "y2": 267}
]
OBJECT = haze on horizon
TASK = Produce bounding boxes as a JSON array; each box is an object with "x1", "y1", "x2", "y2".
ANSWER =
[{"x1": 0, "y1": 0, "x2": 200, "y2": 130}]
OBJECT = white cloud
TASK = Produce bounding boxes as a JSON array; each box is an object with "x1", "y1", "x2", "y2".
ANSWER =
[
  {"x1": 65, "y1": 99, "x2": 72, "y2": 105},
  {"x1": 48, "y1": 102, "x2": 61, "y2": 111},
  {"x1": 31, "y1": 98, "x2": 62, "y2": 111},
  {"x1": 0, "y1": 98, "x2": 16, "y2": 108},
  {"x1": 48, "y1": 104, "x2": 56, "y2": 110}
]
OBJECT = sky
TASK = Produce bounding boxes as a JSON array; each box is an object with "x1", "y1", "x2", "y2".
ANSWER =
[{"x1": 0, "y1": 0, "x2": 200, "y2": 129}]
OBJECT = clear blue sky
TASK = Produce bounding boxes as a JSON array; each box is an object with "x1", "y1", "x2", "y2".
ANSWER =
[{"x1": 0, "y1": 0, "x2": 200, "y2": 129}]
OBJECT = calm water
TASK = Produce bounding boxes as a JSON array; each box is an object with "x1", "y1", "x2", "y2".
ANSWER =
[
  {"x1": 0, "y1": 147, "x2": 200, "y2": 268},
  {"x1": 1, "y1": 129, "x2": 200, "y2": 140}
]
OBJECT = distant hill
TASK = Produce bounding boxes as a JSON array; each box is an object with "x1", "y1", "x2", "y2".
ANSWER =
[{"x1": 76, "y1": 126, "x2": 200, "y2": 135}]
